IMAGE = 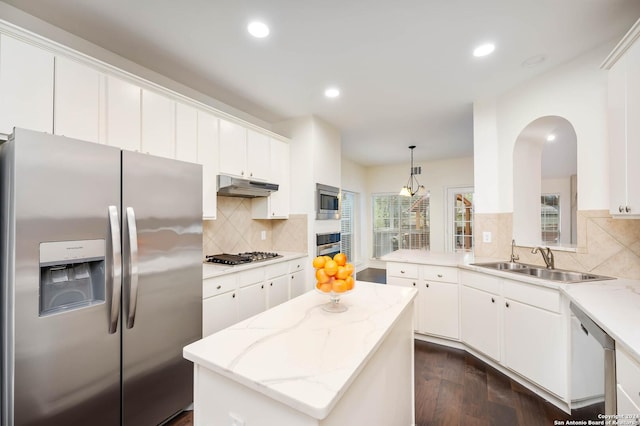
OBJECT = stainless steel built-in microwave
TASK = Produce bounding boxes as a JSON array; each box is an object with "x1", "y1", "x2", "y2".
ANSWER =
[{"x1": 316, "y1": 183, "x2": 341, "y2": 220}]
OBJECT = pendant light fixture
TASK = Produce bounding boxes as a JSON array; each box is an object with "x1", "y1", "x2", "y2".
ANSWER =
[{"x1": 399, "y1": 145, "x2": 425, "y2": 197}]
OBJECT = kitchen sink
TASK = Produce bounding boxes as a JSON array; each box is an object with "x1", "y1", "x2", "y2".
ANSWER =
[
  {"x1": 472, "y1": 261, "x2": 530, "y2": 271},
  {"x1": 471, "y1": 262, "x2": 615, "y2": 283}
]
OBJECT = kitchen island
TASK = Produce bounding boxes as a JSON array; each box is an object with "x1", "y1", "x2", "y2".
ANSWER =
[{"x1": 183, "y1": 281, "x2": 417, "y2": 426}]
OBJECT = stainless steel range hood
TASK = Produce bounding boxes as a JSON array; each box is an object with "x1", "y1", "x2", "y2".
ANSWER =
[{"x1": 217, "y1": 174, "x2": 278, "y2": 198}]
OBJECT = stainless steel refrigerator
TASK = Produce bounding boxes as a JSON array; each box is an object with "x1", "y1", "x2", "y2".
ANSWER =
[{"x1": 0, "y1": 128, "x2": 203, "y2": 425}]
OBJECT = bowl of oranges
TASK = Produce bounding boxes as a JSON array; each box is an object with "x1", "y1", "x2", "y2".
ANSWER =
[{"x1": 313, "y1": 253, "x2": 354, "y2": 313}]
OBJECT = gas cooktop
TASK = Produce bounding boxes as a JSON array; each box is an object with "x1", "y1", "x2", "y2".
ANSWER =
[{"x1": 204, "y1": 252, "x2": 282, "y2": 265}]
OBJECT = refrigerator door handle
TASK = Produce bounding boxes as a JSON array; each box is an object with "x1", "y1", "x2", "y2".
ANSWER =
[
  {"x1": 124, "y1": 206, "x2": 139, "y2": 329},
  {"x1": 108, "y1": 205, "x2": 122, "y2": 334}
]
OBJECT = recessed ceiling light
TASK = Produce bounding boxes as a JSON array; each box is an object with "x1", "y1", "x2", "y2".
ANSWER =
[
  {"x1": 546, "y1": 134, "x2": 556, "y2": 142},
  {"x1": 473, "y1": 43, "x2": 495, "y2": 57},
  {"x1": 248, "y1": 21, "x2": 269, "y2": 38},
  {"x1": 324, "y1": 87, "x2": 340, "y2": 98}
]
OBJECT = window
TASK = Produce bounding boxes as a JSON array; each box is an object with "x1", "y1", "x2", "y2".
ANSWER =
[
  {"x1": 541, "y1": 194, "x2": 560, "y2": 244},
  {"x1": 372, "y1": 193, "x2": 430, "y2": 258},
  {"x1": 447, "y1": 187, "x2": 474, "y2": 252},
  {"x1": 341, "y1": 191, "x2": 356, "y2": 263}
]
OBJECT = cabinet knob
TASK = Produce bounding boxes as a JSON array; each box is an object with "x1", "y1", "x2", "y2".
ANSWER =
[
  {"x1": 619, "y1": 205, "x2": 624, "y2": 213},
  {"x1": 626, "y1": 206, "x2": 631, "y2": 213},
  {"x1": 491, "y1": 297, "x2": 495, "y2": 303},
  {"x1": 261, "y1": 284, "x2": 264, "y2": 289},
  {"x1": 250, "y1": 172, "x2": 253, "y2": 177},
  {"x1": 426, "y1": 283, "x2": 430, "y2": 288},
  {"x1": 270, "y1": 282, "x2": 273, "y2": 286},
  {"x1": 400, "y1": 270, "x2": 405, "y2": 274},
  {"x1": 505, "y1": 301, "x2": 510, "y2": 308},
  {"x1": 232, "y1": 293, "x2": 236, "y2": 298},
  {"x1": 412, "y1": 282, "x2": 416, "y2": 286},
  {"x1": 216, "y1": 285, "x2": 222, "y2": 290},
  {"x1": 437, "y1": 274, "x2": 443, "y2": 278},
  {"x1": 241, "y1": 170, "x2": 244, "y2": 176}
]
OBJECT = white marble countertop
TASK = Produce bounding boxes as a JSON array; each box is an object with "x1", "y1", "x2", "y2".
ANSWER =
[
  {"x1": 563, "y1": 279, "x2": 640, "y2": 361},
  {"x1": 183, "y1": 281, "x2": 417, "y2": 420},
  {"x1": 380, "y1": 249, "x2": 476, "y2": 266},
  {"x1": 379, "y1": 249, "x2": 640, "y2": 363},
  {"x1": 202, "y1": 251, "x2": 307, "y2": 279}
]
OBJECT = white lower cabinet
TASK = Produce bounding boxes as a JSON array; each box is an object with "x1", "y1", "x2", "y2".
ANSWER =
[
  {"x1": 503, "y1": 298, "x2": 566, "y2": 398},
  {"x1": 387, "y1": 274, "x2": 420, "y2": 330},
  {"x1": 617, "y1": 347, "x2": 640, "y2": 417},
  {"x1": 289, "y1": 259, "x2": 307, "y2": 298},
  {"x1": 238, "y1": 282, "x2": 266, "y2": 321},
  {"x1": 203, "y1": 290, "x2": 238, "y2": 337},
  {"x1": 419, "y1": 280, "x2": 459, "y2": 339},
  {"x1": 418, "y1": 265, "x2": 459, "y2": 339},
  {"x1": 203, "y1": 258, "x2": 306, "y2": 336},
  {"x1": 460, "y1": 284, "x2": 501, "y2": 362},
  {"x1": 267, "y1": 275, "x2": 288, "y2": 308}
]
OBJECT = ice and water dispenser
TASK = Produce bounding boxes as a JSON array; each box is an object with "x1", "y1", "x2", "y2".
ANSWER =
[{"x1": 39, "y1": 240, "x2": 106, "y2": 316}]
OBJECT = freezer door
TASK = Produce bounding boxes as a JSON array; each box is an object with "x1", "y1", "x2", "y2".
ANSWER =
[
  {"x1": 121, "y1": 151, "x2": 202, "y2": 426},
  {"x1": 2, "y1": 128, "x2": 121, "y2": 426}
]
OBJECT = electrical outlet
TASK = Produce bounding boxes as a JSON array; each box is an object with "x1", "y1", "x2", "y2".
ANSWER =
[
  {"x1": 229, "y1": 412, "x2": 245, "y2": 426},
  {"x1": 261, "y1": 230, "x2": 267, "y2": 240},
  {"x1": 482, "y1": 231, "x2": 492, "y2": 243}
]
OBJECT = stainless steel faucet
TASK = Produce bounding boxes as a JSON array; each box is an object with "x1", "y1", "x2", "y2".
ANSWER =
[
  {"x1": 532, "y1": 246, "x2": 554, "y2": 269},
  {"x1": 510, "y1": 239, "x2": 520, "y2": 262}
]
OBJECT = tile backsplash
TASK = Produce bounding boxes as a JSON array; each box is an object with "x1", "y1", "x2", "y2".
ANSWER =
[
  {"x1": 474, "y1": 210, "x2": 640, "y2": 280},
  {"x1": 203, "y1": 196, "x2": 308, "y2": 256}
]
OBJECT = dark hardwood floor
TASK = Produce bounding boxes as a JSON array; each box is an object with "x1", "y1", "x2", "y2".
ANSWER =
[{"x1": 166, "y1": 340, "x2": 601, "y2": 426}]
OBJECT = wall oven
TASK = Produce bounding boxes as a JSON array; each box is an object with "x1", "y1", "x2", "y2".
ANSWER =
[
  {"x1": 316, "y1": 183, "x2": 340, "y2": 220},
  {"x1": 316, "y1": 232, "x2": 341, "y2": 258}
]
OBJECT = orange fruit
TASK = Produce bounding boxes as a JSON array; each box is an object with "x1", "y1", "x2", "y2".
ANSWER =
[
  {"x1": 332, "y1": 279, "x2": 348, "y2": 293},
  {"x1": 345, "y1": 276, "x2": 354, "y2": 290},
  {"x1": 316, "y1": 268, "x2": 330, "y2": 283},
  {"x1": 318, "y1": 282, "x2": 332, "y2": 293},
  {"x1": 324, "y1": 260, "x2": 338, "y2": 276},
  {"x1": 333, "y1": 253, "x2": 347, "y2": 266},
  {"x1": 312, "y1": 256, "x2": 326, "y2": 269},
  {"x1": 323, "y1": 255, "x2": 332, "y2": 263},
  {"x1": 344, "y1": 263, "x2": 355, "y2": 276},
  {"x1": 335, "y1": 266, "x2": 349, "y2": 280}
]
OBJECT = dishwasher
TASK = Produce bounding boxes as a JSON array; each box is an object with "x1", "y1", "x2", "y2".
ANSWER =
[{"x1": 570, "y1": 301, "x2": 616, "y2": 415}]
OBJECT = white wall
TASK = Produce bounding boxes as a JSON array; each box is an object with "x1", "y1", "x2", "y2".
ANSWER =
[
  {"x1": 474, "y1": 43, "x2": 613, "y2": 214},
  {"x1": 341, "y1": 157, "x2": 367, "y2": 267},
  {"x1": 355, "y1": 156, "x2": 474, "y2": 260}
]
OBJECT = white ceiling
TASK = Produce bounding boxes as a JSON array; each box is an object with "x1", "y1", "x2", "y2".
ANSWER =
[{"x1": 4, "y1": 0, "x2": 640, "y2": 166}]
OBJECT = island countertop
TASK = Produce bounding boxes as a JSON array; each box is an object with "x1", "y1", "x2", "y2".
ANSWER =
[{"x1": 183, "y1": 281, "x2": 417, "y2": 420}]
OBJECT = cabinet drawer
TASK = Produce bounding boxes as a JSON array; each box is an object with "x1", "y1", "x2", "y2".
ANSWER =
[
  {"x1": 387, "y1": 262, "x2": 419, "y2": 279},
  {"x1": 423, "y1": 265, "x2": 458, "y2": 283},
  {"x1": 387, "y1": 276, "x2": 419, "y2": 289},
  {"x1": 617, "y1": 348, "x2": 640, "y2": 409},
  {"x1": 203, "y1": 274, "x2": 237, "y2": 299},
  {"x1": 265, "y1": 261, "x2": 288, "y2": 279},
  {"x1": 288, "y1": 258, "x2": 306, "y2": 273},
  {"x1": 502, "y1": 280, "x2": 561, "y2": 313},
  {"x1": 238, "y1": 267, "x2": 265, "y2": 287},
  {"x1": 459, "y1": 270, "x2": 500, "y2": 294}
]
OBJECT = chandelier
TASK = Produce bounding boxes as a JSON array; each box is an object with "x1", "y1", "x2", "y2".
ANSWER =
[{"x1": 399, "y1": 145, "x2": 425, "y2": 197}]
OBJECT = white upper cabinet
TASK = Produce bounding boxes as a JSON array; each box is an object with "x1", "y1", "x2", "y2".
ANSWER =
[
  {"x1": 106, "y1": 76, "x2": 141, "y2": 152},
  {"x1": 252, "y1": 137, "x2": 290, "y2": 219},
  {"x1": 246, "y1": 129, "x2": 271, "y2": 180},
  {"x1": 54, "y1": 56, "x2": 102, "y2": 143},
  {"x1": 218, "y1": 119, "x2": 271, "y2": 181},
  {"x1": 141, "y1": 89, "x2": 175, "y2": 158},
  {"x1": 175, "y1": 102, "x2": 198, "y2": 163},
  {"x1": 605, "y1": 23, "x2": 640, "y2": 217},
  {"x1": 219, "y1": 118, "x2": 248, "y2": 178},
  {"x1": 0, "y1": 34, "x2": 54, "y2": 135},
  {"x1": 197, "y1": 111, "x2": 219, "y2": 219}
]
